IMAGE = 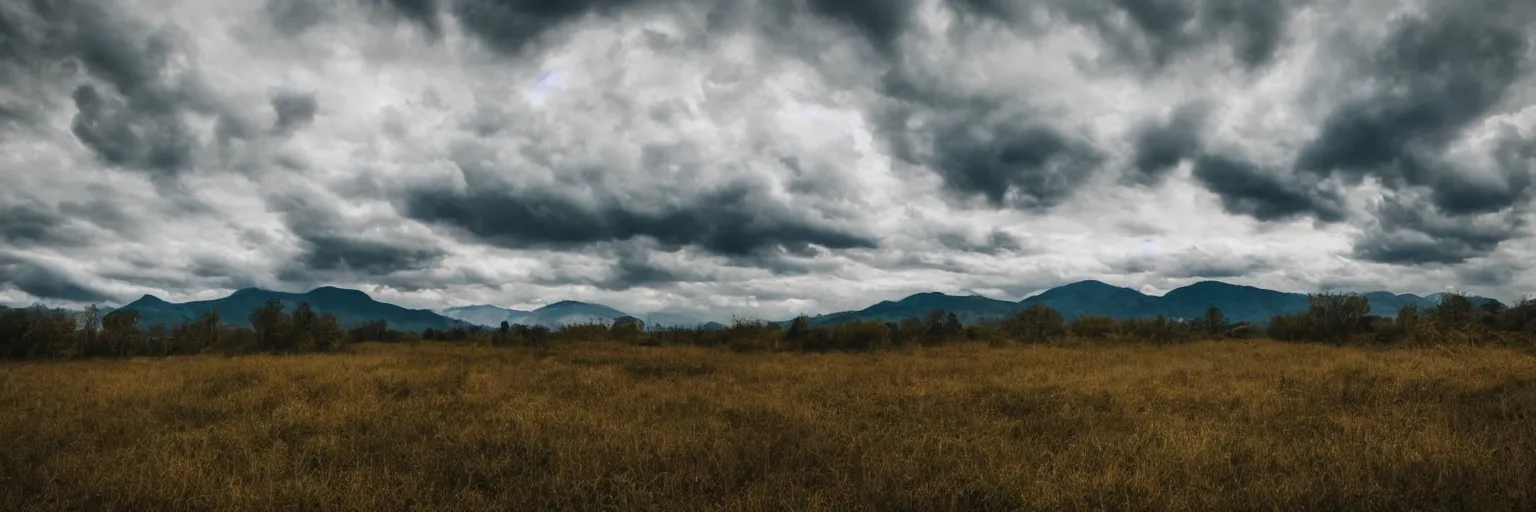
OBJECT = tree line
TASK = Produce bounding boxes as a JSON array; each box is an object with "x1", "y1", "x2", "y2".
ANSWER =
[
  {"x1": 474, "y1": 292, "x2": 1536, "y2": 351},
  {"x1": 3, "y1": 291, "x2": 1534, "y2": 359},
  {"x1": 0, "y1": 298, "x2": 374, "y2": 359}
]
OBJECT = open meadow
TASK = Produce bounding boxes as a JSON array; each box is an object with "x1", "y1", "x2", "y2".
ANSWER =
[{"x1": 3, "y1": 340, "x2": 1535, "y2": 511}]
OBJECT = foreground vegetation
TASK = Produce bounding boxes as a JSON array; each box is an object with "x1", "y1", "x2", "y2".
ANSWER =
[{"x1": 2, "y1": 340, "x2": 1534, "y2": 510}]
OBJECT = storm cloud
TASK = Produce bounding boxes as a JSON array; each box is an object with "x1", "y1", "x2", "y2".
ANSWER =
[
  {"x1": 2, "y1": 0, "x2": 1535, "y2": 318},
  {"x1": 400, "y1": 180, "x2": 877, "y2": 257}
]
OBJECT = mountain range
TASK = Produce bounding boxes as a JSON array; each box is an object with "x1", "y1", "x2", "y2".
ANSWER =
[
  {"x1": 795, "y1": 280, "x2": 1499, "y2": 327},
  {"x1": 96, "y1": 280, "x2": 1499, "y2": 333},
  {"x1": 117, "y1": 287, "x2": 470, "y2": 332},
  {"x1": 439, "y1": 303, "x2": 719, "y2": 330}
]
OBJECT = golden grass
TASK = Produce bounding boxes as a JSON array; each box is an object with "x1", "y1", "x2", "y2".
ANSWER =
[{"x1": 2, "y1": 340, "x2": 1535, "y2": 511}]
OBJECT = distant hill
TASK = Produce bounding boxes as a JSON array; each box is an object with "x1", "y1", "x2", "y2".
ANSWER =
[
  {"x1": 802, "y1": 292, "x2": 1021, "y2": 327},
  {"x1": 641, "y1": 312, "x2": 712, "y2": 330},
  {"x1": 519, "y1": 301, "x2": 630, "y2": 328},
  {"x1": 797, "y1": 280, "x2": 1504, "y2": 327},
  {"x1": 440, "y1": 305, "x2": 529, "y2": 327},
  {"x1": 443, "y1": 300, "x2": 634, "y2": 329},
  {"x1": 117, "y1": 287, "x2": 469, "y2": 333},
  {"x1": 1159, "y1": 281, "x2": 1310, "y2": 324},
  {"x1": 1021, "y1": 280, "x2": 1186, "y2": 320}
]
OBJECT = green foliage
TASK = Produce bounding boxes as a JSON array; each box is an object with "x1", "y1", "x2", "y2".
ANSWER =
[
  {"x1": 724, "y1": 318, "x2": 781, "y2": 352},
  {"x1": 610, "y1": 316, "x2": 645, "y2": 343},
  {"x1": 348, "y1": 320, "x2": 405, "y2": 343},
  {"x1": 1202, "y1": 306, "x2": 1228, "y2": 335},
  {"x1": 101, "y1": 309, "x2": 140, "y2": 356},
  {"x1": 1004, "y1": 305, "x2": 1067, "y2": 344},
  {"x1": 1070, "y1": 315, "x2": 1118, "y2": 339}
]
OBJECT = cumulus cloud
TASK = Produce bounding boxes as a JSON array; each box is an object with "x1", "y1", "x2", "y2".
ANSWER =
[{"x1": 1, "y1": 0, "x2": 1534, "y2": 316}]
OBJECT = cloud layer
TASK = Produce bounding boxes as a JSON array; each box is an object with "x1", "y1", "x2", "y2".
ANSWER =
[{"x1": 2, "y1": 0, "x2": 1534, "y2": 320}]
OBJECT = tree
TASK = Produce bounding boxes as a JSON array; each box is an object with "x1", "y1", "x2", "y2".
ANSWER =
[
  {"x1": 1203, "y1": 306, "x2": 1228, "y2": 337},
  {"x1": 897, "y1": 316, "x2": 925, "y2": 345},
  {"x1": 78, "y1": 304, "x2": 102, "y2": 353},
  {"x1": 1432, "y1": 293, "x2": 1475, "y2": 329},
  {"x1": 290, "y1": 302, "x2": 318, "y2": 350},
  {"x1": 310, "y1": 313, "x2": 345, "y2": 352},
  {"x1": 785, "y1": 315, "x2": 811, "y2": 344},
  {"x1": 250, "y1": 298, "x2": 286, "y2": 350},
  {"x1": 349, "y1": 320, "x2": 389, "y2": 343},
  {"x1": 944, "y1": 312, "x2": 963, "y2": 339},
  {"x1": 196, "y1": 309, "x2": 221, "y2": 350},
  {"x1": 101, "y1": 309, "x2": 140, "y2": 357},
  {"x1": 1005, "y1": 304, "x2": 1066, "y2": 343},
  {"x1": 1305, "y1": 292, "x2": 1370, "y2": 344},
  {"x1": 611, "y1": 316, "x2": 645, "y2": 342},
  {"x1": 1070, "y1": 315, "x2": 1117, "y2": 339},
  {"x1": 923, "y1": 309, "x2": 948, "y2": 344},
  {"x1": 1480, "y1": 300, "x2": 1508, "y2": 329}
]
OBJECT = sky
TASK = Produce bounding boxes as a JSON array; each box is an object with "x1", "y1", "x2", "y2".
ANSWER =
[{"x1": 1, "y1": 0, "x2": 1534, "y2": 322}]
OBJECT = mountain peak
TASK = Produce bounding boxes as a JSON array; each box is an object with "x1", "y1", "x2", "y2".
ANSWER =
[
  {"x1": 898, "y1": 291, "x2": 954, "y2": 302},
  {"x1": 1180, "y1": 280, "x2": 1262, "y2": 291},
  {"x1": 130, "y1": 294, "x2": 168, "y2": 305},
  {"x1": 118, "y1": 286, "x2": 467, "y2": 333},
  {"x1": 1032, "y1": 280, "x2": 1145, "y2": 301},
  {"x1": 1052, "y1": 280, "x2": 1136, "y2": 293},
  {"x1": 306, "y1": 286, "x2": 372, "y2": 301}
]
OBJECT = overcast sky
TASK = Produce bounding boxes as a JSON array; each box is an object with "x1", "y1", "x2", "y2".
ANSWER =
[{"x1": 2, "y1": 0, "x2": 1534, "y2": 321}]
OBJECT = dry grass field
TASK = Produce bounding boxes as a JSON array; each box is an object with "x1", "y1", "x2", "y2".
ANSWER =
[{"x1": 2, "y1": 340, "x2": 1535, "y2": 511}]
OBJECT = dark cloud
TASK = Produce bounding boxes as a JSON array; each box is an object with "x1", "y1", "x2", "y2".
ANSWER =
[
  {"x1": 937, "y1": 229, "x2": 1028, "y2": 255},
  {"x1": 266, "y1": 191, "x2": 447, "y2": 278},
  {"x1": 1350, "y1": 195, "x2": 1525, "y2": 265},
  {"x1": 1191, "y1": 154, "x2": 1347, "y2": 222},
  {"x1": 371, "y1": 0, "x2": 442, "y2": 36},
  {"x1": 0, "y1": 0, "x2": 237, "y2": 180},
  {"x1": 966, "y1": 0, "x2": 1295, "y2": 72},
  {"x1": 0, "y1": 200, "x2": 71, "y2": 247},
  {"x1": 0, "y1": 196, "x2": 135, "y2": 249},
  {"x1": 876, "y1": 75, "x2": 1104, "y2": 210},
  {"x1": 297, "y1": 234, "x2": 445, "y2": 276},
  {"x1": 56, "y1": 195, "x2": 137, "y2": 235},
  {"x1": 1430, "y1": 126, "x2": 1536, "y2": 216},
  {"x1": 804, "y1": 0, "x2": 918, "y2": 52},
  {"x1": 1115, "y1": 247, "x2": 1274, "y2": 279},
  {"x1": 0, "y1": 252, "x2": 113, "y2": 303},
  {"x1": 270, "y1": 91, "x2": 318, "y2": 132},
  {"x1": 1352, "y1": 234, "x2": 1498, "y2": 266},
  {"x1": 1127, "y1": 101, "x2": 1211, "y2": 185},
  {"x1": 945, "y1": 0, "x2": 1026, "y2": 21},
  {"x1": 70, "y1": 84, "x2": 196, "y2": 174},
  {"x1": 530, "y1": 244, "x2": 723, "y2": 291},
  {"x1": 1295, "y1": 7, "x2": 1531, "y2": 213},
  {"x1": 602, "y1": 253, "x2": 692, "y2": 290},
  {"x1": 928, "y1": 120, "x2": 1101, "y2": 209},
  {"x1": 401, "y1": 179, "x2": 876, "y2": 258},
  {"x1": 453, "y1": 0, "x2": 648, "y2": 56},
  {"x1": 263, "y1": 0, "x2": 334, "y2": 35},
  {"x1": 1459, "y1": 263, "x2": 1519, "y2": 288}
]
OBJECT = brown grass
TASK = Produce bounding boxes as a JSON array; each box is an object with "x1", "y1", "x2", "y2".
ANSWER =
[{"x1": 2, "y1": 340, "x2": 1535, "y2": 511}]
